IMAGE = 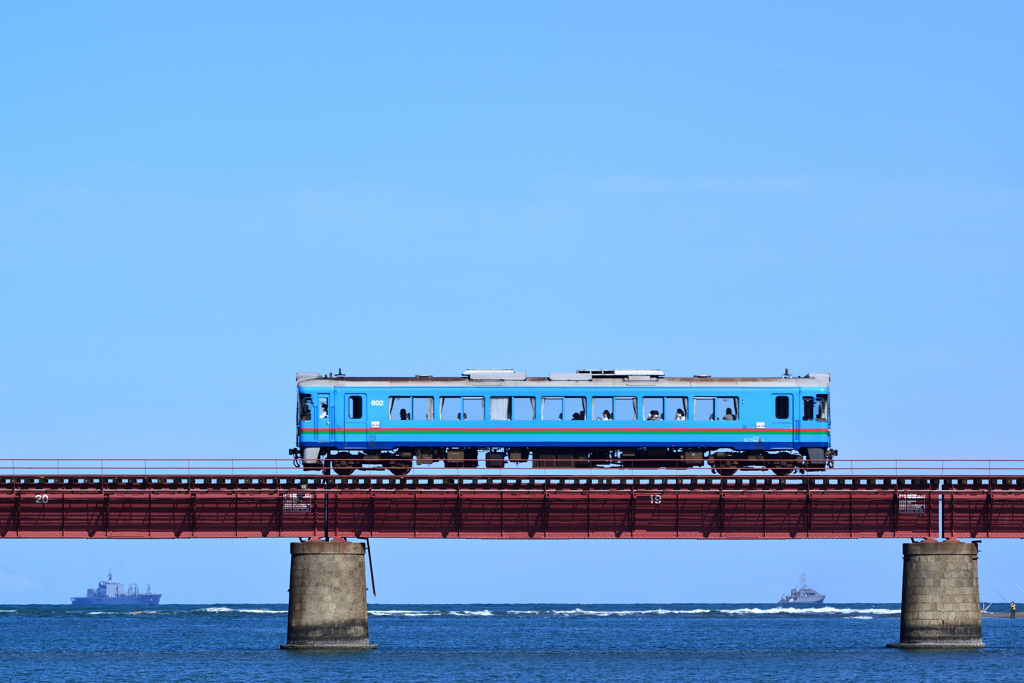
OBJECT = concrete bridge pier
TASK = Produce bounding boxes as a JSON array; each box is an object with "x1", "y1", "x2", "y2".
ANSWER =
[
  {"x1": 281, "y1": 540, "x2": 377, "y2": 650},
  {"x1": 887, "y1": 539, "x2": 983, "y2": 649}
]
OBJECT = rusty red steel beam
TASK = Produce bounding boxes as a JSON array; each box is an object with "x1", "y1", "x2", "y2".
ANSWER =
[{"x1": 2, "y1": 474, "x2": 1024, "y2": 540}]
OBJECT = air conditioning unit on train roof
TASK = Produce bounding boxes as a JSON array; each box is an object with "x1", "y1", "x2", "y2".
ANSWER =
[
  {"x1": 549, "y1": 369, "x2": 663, "y2": 381},
  {"x1": 462, "y1": 369, "x2": 527, "y2": 381},
  {"x1": 580, "y1": 369, "x2": 664, "y2": 378}
]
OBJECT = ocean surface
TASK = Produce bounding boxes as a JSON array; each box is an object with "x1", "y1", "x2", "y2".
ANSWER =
[{"x1": 2, "y1": 603, "x2": 1021, "y2": 681}]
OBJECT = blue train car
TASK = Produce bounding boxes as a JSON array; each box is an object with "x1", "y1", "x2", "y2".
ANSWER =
[{"x1": 289, "y1": 369, "x2": 834, "y2": 476}]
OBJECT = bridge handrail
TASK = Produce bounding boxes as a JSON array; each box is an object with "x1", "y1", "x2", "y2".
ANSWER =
[{"x1": 4, "y1": 457, "x2": 1024, "y2": 479}]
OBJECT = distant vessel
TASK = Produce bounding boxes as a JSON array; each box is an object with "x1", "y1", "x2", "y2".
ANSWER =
[
  {"x1": 71, "y1": 572, "x2": 161, "y2": 606},
  {"x1": 778, "y1": 572, "x2": 824, "y2": 605}
]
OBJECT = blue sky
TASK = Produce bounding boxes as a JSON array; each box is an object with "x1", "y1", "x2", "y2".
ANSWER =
[{"x1": 1, "y1": 2, "x2": 1022, "y2": 604}]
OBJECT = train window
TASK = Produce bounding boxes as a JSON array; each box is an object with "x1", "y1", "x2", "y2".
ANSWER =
[
  {"x1": 717, "y1": 397, "x2": 738, "y2": 421},
  {"x1": 412, "y1": 397, "x2": 434, "y2": 420},
  {"x1": 802, "y1": 397, "x2": 814, "y2": 421},
  {"x1": 513, "y1": 397, "x2": 536, "y2": 421},
  {"x1": 694, "y1": 397, "x2": 715, "y2": 420},
  {"x1": 441, "y1": 397, "x2": 483, "y2": 420},
  {"x1": 666, "y1": 396, "x2": 688, "y2": 420},
  {"x1": 816, "y1": 394, "x2": 829, "y2": 422},
  {"x1": 299, "y1": 396, "x2": 313, "y2": 422},
  {"x1": 775, "y1": 396, "x2": 790, "y2": 420},
  {"x1": 463, "y1": 397, "x2": 484, "y2": 420},
  {"x1": 643, "y1": 397, "x2": 665, "y2": 421},
  {"x1": 440, "y1": 397, "x2": 461, "y2": 420},
  {"x1": 390, "y1": 396, "x2": 433, "y2": 420},
  {"x1": 566, "y1": 396, "x2": 586, "y2": 420},
  {"x1": 349, "y1": 396, "x2": 363, "y2": 420},
  {"x1": 593, "y1": 397, "x2": 613, "y2": 420},
  {"x1": 541, "y1": 397, "x2": 562, "y2": 420},
  {"x1": 389, "y1": 397, "x2": 412, "y2": 420},
  {"x1": 318, "y1": 397, "x2": 329, "y2": 419},
  {"x1": 490, "y1": 396, "x2": 511, "y2": 421},
  {"x1": 615, "y1": 397, "x2": 637, "y2": 421}
]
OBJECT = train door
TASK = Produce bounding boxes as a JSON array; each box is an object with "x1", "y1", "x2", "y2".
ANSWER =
[
  {"x1": 794, "y1": 392, "x2": 806, "y2": 448},
  {"x1": 315, "y1": 393, "x2": 331, "y2": 443},
  {"x1": 772, "y1": 393, "x2": 795, "y2": 447},
  {"x1": 795, "y1": 392, "x2": 820, "y2": 448},
  {"x1": 344, "y1": 393, "x2": 367, "y2": 447}
]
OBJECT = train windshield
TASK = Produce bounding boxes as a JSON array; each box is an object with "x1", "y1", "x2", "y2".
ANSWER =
[
  {"x1": 816, "y1": 394, "x2": 829, "y2": 422},
  {"x1": 803, "y1": 395, "x2": 829, "y2": 422},
  {"x1": 299, "y1": 395, "x2": 312, "y2": 422}
]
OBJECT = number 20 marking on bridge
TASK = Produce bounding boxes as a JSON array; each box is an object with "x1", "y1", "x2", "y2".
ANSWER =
[
  {"x1": 35, "y1": 494, "x2": 48, "y2": 504},
  {"x1": 649, "y1": 495, "x2": 661, "y2": 505}
]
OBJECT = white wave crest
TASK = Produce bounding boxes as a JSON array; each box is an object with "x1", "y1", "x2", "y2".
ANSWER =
[
  {"x1": 720, "y1": 607, "x2": 899, "y2": 616},
  {"x1": 847, "y1": 616, "x2": 873, "y2": 620},
  {"x1": 552, "y1": 608, "x2": 711, "y2": 617},
  {"x1": 553, "y1": 608, "x2": 613, "y2": 617},
  {"x1": 196, "y1": 606, "x2": 286, "y2": 614},
  {"x1": 652, "y1": 609, "x2": 712, "y2": 615},
  {"x1": 365, "y1": 605, "x2": 896, "y2": 619},
  {"x1": 369, "y1": 609, "x2": 494, "y2": 617}
]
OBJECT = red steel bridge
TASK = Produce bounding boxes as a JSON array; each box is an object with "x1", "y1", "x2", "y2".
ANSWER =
[{"x1": 2, "y1": 459, "x2": 1024, "y2": 540}]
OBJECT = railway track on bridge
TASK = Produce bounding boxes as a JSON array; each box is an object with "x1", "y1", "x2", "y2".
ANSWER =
[{"x1": 3, "y1": 473, "x2": 1023, "y2": 540}]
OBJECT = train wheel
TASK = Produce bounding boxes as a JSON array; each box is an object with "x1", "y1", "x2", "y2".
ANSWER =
[
  {"x1": 709, "y1": 455, "x2": 738, "y2": 477},
  {"x1": 332, "y1": 462, "x2": 355, "y2": 477},
  {"x1": 771, "y1": 466, "x2": 795, "y2": 477},
  {"x1": 388, "y1": 464, "x2": 411, "y2": 477}
]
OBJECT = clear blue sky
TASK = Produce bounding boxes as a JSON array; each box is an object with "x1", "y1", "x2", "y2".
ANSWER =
[{"x1": 2, "y1": 2, "x2": 1022, "y2": 604}]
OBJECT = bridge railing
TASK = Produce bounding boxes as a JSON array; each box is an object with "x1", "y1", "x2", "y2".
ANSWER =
[{"x1": 3, "y1": 457, "x2": 1024, "y2": 479}]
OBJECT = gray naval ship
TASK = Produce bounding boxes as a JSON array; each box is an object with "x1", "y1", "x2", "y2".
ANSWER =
[
  {"x1": 71, "y1": 572, "x2": 161, "y2": 606},
  {"x1": 778, "y1": 572, "x2": 825, "y2": 605}
]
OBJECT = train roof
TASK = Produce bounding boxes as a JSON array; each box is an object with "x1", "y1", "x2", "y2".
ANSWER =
[{"x1": 296, "y1": 369, "x2": 831, "y2": 389}]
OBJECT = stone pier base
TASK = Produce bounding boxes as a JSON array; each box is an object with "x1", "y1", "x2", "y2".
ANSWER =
[
  {"x1": 887, "y1": 539, "x2": 983, "y2": 649},
  {"x1": 281, "y1": 540, "x2": 377, "y2": 650}
]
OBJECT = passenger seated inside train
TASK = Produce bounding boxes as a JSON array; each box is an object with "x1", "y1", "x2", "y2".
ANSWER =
[
  {"x1": 722, "y1": 408, "x2": 736, "y2": 421},
  {"x1": 600, "y1": 410, "x2": 612, "y2": 421},
  {"x1": 319, "y1": 402, "x2": 328, "y2": 419},
  {"x1": 674, "y1": 409, "x2": 686, "y2": 420},
  {"x1": 399, "y1": 409, "x2": 410, "y2": 420},
  {"x1": 648, "y1": 410, "x2": 661, "y2": 420}
]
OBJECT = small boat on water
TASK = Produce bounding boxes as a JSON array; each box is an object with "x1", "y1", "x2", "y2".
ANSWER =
[
  {"x1": 778, "y1": 572, "x2": 825, "y2": 605},
  {"x1": 71, "y1": 572, "x2": 161, "y2": 606}
]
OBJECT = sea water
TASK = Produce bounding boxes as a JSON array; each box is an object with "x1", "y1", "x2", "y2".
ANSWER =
[{"x1": 1, "y1": 603, "x2": 1021, "y2": 681}]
